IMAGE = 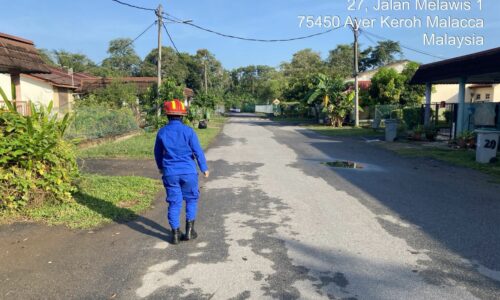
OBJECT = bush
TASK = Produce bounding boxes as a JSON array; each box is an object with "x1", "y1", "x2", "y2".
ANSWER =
[
  {"x1": 443, "y1": 111, "x2": 453, "y2": 123},
  {"x1": 0, "y1": 100, "x2": 79, "y2": 210},
  {"x1": 402, "y1": 107, "x2": 421, "y2": 130},
  {"x1": 65, "y1": 105, "x2": 139, "y2": 140}
]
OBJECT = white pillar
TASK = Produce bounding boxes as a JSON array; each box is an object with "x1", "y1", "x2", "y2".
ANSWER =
[
  {"x1": 456, "y1": 77, "x2": 467, "y2": 135},
  {"x1": 424, "y1": 83, "x2": 432, "y2": 126}
]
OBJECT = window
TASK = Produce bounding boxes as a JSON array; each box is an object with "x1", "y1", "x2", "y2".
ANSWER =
[
  {"x1": 476, "y1": 94, "x2": 481, "y2": 100},
  {"x1": 485, "y1": 93, "x2": 491, "y2": 100}
]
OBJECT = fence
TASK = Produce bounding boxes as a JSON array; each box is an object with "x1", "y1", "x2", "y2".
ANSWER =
[
  {"x1": 255, "y1": 104, "x2": 273, "y2": 114},
  {"x1": 421, "y1": 103, "x2": 458, "y2": 139},
  {"x1": 0, "y1": 100, "x2": 32, "y2": 116},
  {"x1": 464, "y1": 102, "x2": 500, "y2": 132},
  {"x1": 65, "y1": 106, "x2": 139, "y2": 141}
]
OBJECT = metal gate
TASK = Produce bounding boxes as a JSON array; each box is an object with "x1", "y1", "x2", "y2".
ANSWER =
[{"x1": 421, "y1": 103, "x2": 458, "y2": 139}]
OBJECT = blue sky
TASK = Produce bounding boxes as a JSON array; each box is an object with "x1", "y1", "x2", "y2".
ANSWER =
[{"x1": 1, "y1": 0, "x2": 499, "y2": 69}]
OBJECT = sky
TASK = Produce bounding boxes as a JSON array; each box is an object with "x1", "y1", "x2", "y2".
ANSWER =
[{"x1": 1, "y1": 0, "x2": 499, "y2": 69}]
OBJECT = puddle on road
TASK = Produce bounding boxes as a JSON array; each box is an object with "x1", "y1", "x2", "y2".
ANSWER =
[{"x1": 321, "y1": 161, "x2": 364, "y2": 169}]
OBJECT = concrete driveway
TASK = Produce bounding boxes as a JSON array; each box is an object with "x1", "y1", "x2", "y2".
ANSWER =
[{"x1": 1, "y1": 116, "x2": 500, "y2": 299}]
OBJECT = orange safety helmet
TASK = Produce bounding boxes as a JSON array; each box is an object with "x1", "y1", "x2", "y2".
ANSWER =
[{"x1": 164, "y1": 99, "x2": 187, "y2": 116}]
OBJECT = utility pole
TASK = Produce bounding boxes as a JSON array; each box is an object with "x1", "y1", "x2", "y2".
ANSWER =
[
  {"x1": 156, "y1": 4, "x2": 163, "y2": 121},
  {"x1": 204, "y1": 60, "x2": 208, "y2": 94},
  {"x1": 352, "y1": 19, "x2": 360, "y2": 127}
]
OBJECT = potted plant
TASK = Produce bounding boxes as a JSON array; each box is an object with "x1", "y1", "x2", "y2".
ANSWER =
[
  {"x1": 410, "y1": 125, "x2": 424, "y2": 141},
  {"x1": 455, "y1": 131, "x2": 476, "y2": 149}
]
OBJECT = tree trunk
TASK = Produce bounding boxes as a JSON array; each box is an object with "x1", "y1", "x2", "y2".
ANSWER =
[{"x1": 313, "y1": 104, "x2": 320, "y2": 123}]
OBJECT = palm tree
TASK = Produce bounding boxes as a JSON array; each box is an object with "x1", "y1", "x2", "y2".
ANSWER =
[{"x1": 370, "y1": 41, "x2": 402, "y2": 67}]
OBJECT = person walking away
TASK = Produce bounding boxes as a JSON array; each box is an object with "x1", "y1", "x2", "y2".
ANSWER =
[{"x1": 154, "y1": 99, "x2": 209, "y2": 245}]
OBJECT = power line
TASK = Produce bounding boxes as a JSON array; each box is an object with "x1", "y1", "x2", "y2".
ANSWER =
[
  {"x1": 163, "y1": 16, "x2": 339, "y2": 42},
  {"x1": 109, "y1": 1, "x2": 340, "y2": 43},
  {"x1": 163, "y1": 12, "x2": 185, "y2": 23},
  {"x1": 110, "y1": 0, "x2": 155, "y2": 12},
  {"x1": 360, "y1": 29, "x2": 447, "y2": 60},
  {"x1": 46, "y1": 20, "x2": 157, "y2": 81},
  {"x1": 97, "y1": 20, "x2": 157, "y2": 65},
  {"x1": 359, "y1": 31, "x2": 378, "y2": 46},
  {"x1": 162, "y1": 22, "x2": 180, "y2": 54}
]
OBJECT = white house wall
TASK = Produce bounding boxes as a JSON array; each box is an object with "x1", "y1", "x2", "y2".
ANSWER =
[
  {"x1": 471, "y1": 87, "x2": 494, "y2": 102},
  {"x1": 432, "y1": 84, "x2": 500, "y2": 104},
  {"x1": 432, "y1": 85, "x2": 460, "y2": 103},
  {"x1": 493, "y1": 85, "x2": 500, "y2": 101},
  {"x1": 20, "y1": 75, "x2": 54, "y2": 107},
  {"x1": 0, "y1": 73, "x2": 13, "y2": 100}
]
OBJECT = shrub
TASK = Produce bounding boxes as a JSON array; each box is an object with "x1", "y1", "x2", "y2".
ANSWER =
[
  {"x1": 443, "y1": 111, "x2": 453, "y2": 123},
  {"x1": 65, "y1": 105, "x2": 139, "y2": 140},
  {"x1": 402, "y1": 107, "x2": 421, "y2": 130},
  {"x1": 0, "y1": 100, "x2": 79, "y2": 210}
]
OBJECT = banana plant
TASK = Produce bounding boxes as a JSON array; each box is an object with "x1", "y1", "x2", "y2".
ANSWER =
[{"x1": 0, "y1": 87, "x2": 16, "y2": 112}]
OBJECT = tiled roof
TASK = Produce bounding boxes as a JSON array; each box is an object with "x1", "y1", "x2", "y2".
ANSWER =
[
  {"x1": 79, "y1": 77, "x2": 157, "y2": 93},
  {"x1": 0, "y1": 32, "x2": 50, "y2": 74}
]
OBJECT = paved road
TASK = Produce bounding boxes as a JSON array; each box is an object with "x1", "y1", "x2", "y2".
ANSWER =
[{"x1": 2, "y1": 116, "x2": 500, "y2": 299}]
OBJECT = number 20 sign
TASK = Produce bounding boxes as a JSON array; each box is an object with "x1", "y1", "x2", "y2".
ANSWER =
[{"x1": 484, "y1": 139, "x2": 498, "y2": 150}]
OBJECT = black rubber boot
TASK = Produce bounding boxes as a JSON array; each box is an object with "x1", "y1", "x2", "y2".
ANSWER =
[
  {"x1": 181, "y1": 220, "x2": 198, "y2": 241},
  {"x1": 171, "y1": 228, "x2": 181, "y2": 245}
]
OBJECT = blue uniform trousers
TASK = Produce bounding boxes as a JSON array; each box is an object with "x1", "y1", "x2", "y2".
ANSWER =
[{"x1": 162, "y1": 173, "x2": 199, "y2": 229}]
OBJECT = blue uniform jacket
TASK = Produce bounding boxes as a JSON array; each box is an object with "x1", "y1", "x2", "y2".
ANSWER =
[{"x1": 154, "y1": 120, "x2": 208, "y2": 176}]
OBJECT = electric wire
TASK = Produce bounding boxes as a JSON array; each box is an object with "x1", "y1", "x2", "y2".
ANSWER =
[
  {"x1": 163, "y1": 16, "x2": 339, "y2": 42},
  {"x1": 359, "y1": 30, "x2": 378, "y2": 46},
  {"x1": 46, "y1": 21, "x2": 156, "y2": 81},
  {"x1": 360, "y1": 29, "x2": 447, "y2": 60},
  {"x1": 110, "y1": 0, "x2": 155, "y2": 12},
  {"x1": 162, "y1": 22, "x2": 180, "y2": 54}
]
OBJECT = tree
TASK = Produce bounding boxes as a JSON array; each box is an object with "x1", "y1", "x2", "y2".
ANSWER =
[
  {"x1": 53, "y1": 50, "x2": 96, "y2": 73},
  {"x1": 326, "y1": 44, "x2": 353, "y2": 79},
  {"x1": 325, "y1": 91, "x2": 355, "y2": 127},
  {"x1": 194, "y1": 49, "x2": 226, "y2": 93},
  {"x1": 281, "y1": 49, "x2": 326, "y2": 103},
  {"x1": 368, "y1": 68, "x2": 405, "y2": 105},
  {"x1": 37, "y1": 48, "x2": 56, "y2": 66},
  {"x1": 102, "y1": 38, "x2": 141, "y2": 76},
  {"x1": 87, "y1": 80, "x2": 138, "y2": 108},
  {"x1": 141, "y1": 47, "x2": 189, "y2": 85},
  {"x1": 282, "y1": 49, "x2": 326, "y2": 78},
  {"x1": 400, "y1": 61, "x2": 425, "y2": 106},
  {"x1": 229, "y1": 65, "x2": 284, "y2": 104},
  {"x1": 367, "y1": 41, "x2": 402, "y2": 68},
  {"x1": 306, "y1": 74, "x2": 347, "y2": 124}
]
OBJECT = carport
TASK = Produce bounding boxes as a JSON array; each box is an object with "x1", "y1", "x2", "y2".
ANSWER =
[{"x1": 411, "y1": 47, "x2": 500, "y2": 135}]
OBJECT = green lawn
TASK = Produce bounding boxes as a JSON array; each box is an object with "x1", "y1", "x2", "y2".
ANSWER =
[
  {"x1": 78, "y1": 118, "x2": 225, "y2": 158},
  {"x1": 392, "y1": 146, "x2": 500, "y2": 181},
  {"x1": 307, "y1": 126, "x2": 382, "y2": 137},
  {"x1": 271, "y1": 117, "x2": 316, "y2": 123},
  {"x1": 0, "y1": 174, "x2": 162, "y2": 229}
]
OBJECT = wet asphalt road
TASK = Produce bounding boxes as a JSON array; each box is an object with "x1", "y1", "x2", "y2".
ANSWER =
[{"x1": 1, "y1": 116, "x2": 500, "y2": 299}]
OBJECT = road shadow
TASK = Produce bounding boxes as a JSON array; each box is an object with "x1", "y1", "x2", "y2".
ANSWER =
[
  {"x1": 74, "y1": 192, "x2": 171, "y2": 242},
  {"x1": 281, "y1": 128, "x2": 500, "y2": 298}
]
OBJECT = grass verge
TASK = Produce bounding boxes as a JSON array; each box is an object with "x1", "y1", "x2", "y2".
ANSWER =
[
  {"x1": 307, "y1": 126, "x2": 382, "y2": 137},
  {"x1": 0, "y1": 174, "x2": 162, "y2": 229},
  {"x1": 78, "y1": 117, "x2": 226, "y2": 158},
  {"x1": 385, "y1": 143, "x2": 500, "y2": 181}
]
